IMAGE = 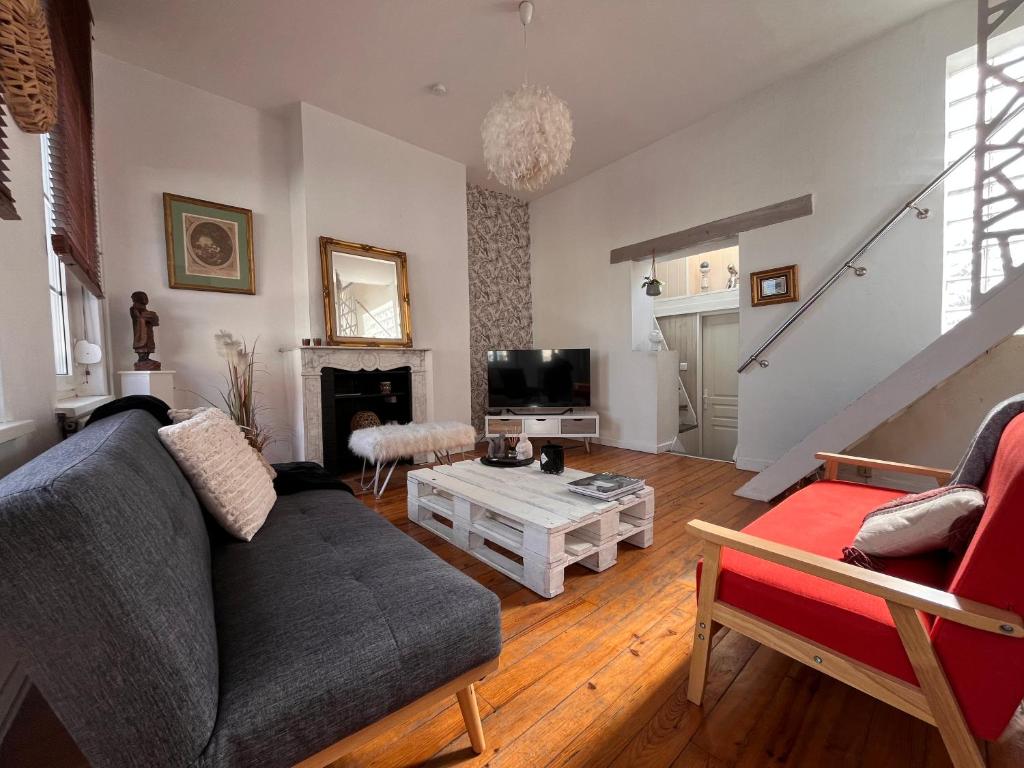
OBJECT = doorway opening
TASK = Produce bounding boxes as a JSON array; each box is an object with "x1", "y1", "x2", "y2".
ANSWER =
[{"x1": 654, "y1": 245, "x2": 740, "y2": 461}]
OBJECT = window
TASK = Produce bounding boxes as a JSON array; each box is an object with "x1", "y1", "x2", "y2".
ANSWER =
[
  {"x1": 42, "y1": 135, "x2": 72, "y2": 377},
  {"x1": 942, "y1": 29, "x2": 1024, "y2": 332}
]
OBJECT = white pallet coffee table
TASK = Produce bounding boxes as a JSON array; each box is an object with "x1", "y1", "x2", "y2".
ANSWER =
[{"x1": 407, "y1": 460, "x2": 655, "y2": 598}]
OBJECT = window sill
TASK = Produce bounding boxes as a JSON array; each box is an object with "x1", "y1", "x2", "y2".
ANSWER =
[
  {"x1": 0, "y1": 421, "x2": 36, "y2": 446},
  {"x1": 54, "y1": 395, "x2": 113, "y2": 420}
]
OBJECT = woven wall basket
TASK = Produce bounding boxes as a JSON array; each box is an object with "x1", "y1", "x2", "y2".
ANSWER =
[{"x1": 0, "y1": 0, "x2": 57, "y2": 133}]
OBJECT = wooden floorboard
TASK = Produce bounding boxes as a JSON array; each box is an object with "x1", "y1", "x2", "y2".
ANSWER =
[{"x1": 332, "y1": 444, "x2": 1024, "y2": 768}]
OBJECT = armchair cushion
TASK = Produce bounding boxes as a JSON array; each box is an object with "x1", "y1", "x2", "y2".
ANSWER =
[{"x1": 699, "y1": 480, "x2": 949, "y2": 684}]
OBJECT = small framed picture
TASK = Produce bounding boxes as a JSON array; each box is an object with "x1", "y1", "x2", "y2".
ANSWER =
[
  {"x1": 750, "y1": 265, "x2": 799, "y2": 307},
  {"x1": 163, "y1": 193, "x2": 255, "y2": 294}
]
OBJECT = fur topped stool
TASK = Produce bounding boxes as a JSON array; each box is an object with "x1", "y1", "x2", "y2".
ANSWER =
[{"x1": 348, "y1": 421, "x2": 477, "y2": 498}]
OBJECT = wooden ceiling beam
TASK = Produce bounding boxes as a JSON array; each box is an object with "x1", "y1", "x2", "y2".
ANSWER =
[{"x1": 609, "y1": 194, "x2": 813, "y2": 264}]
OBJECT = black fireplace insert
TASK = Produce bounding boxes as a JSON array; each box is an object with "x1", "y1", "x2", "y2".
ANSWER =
[{"x1": 320, "y1": 366, "x2": 413, "y2": 474}]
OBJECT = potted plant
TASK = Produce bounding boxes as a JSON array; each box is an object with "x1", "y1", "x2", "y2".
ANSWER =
[
  {"x1": 642, "y1": 249, "x2": 663, "y2": 295},
  {"x1": 212, "y1": 330, "x2": 271, "y2": 453},
  {"x1": 642, "y1": 274, "x2": 664, "y2": 296}
]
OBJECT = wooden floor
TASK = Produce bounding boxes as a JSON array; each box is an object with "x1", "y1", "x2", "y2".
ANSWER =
[{"x1": 335, "y1": 444, "x2": 1024, "y2": 768}]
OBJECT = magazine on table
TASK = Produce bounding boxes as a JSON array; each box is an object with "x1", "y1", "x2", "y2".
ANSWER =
[{"x1": 567, "y1": 472, "x2": 644, "y2": 500}]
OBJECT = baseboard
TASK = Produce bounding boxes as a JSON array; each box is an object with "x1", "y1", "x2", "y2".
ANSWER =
[
  {"x1": 592, "y1": 437, "x2": 660, "y2": 454},
  {"x1": 656, "y1": 440, "x2": 676, "y2": 454},
  {"x1": 843, "y1": 468, "x2": 936, "y2": 493}
]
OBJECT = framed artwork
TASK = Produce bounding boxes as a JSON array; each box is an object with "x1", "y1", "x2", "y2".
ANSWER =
[
  {"x1": 750, "y1": 264, "x2": 799, "y2": 307},
  {"x1": 163, "y1": 193, "x2": 255, "y2": 294}
]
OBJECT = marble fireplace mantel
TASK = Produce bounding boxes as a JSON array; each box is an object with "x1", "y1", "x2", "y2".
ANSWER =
[{"x1": 292, "y1": 347, "x2": 434, "y2": 465}]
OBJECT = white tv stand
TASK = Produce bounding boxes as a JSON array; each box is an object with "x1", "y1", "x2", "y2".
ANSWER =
[{"x1": 484, "y1": 409, "x2": 600, "y2": 452}]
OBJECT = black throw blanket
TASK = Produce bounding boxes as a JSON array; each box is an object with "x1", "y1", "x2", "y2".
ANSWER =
[
  {"x1": 85, "y1": 397, "x2": 351, "y2": 496},
  {"x1": 86, "y1": 395, "x2": 173, "y2": 428},
  {"x1": 950, "y1": 393, "x2": 1024, "y2": 486},
  {"x1": 271, "y1": 462, "x2": 353, "y2": 496}
]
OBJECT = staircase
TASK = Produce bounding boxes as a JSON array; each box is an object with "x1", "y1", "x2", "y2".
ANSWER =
[
  {"x1": 653, "y1": 317, "x2": 699, "y2": 452},
  {"x1": 735, "y1": 269, "x2": 1024, "y2": 501},
  {"x1": 734, "y1": 0, "x2": 1024, "y2": 501}
]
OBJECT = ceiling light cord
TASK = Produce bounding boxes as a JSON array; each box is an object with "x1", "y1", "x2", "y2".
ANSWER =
[
  {"x1": 520, "y1": 3, "x2": 530, "y2": 87},
  {"x1": 523, "y1": 21, "x2": 529, "y2": 86}
]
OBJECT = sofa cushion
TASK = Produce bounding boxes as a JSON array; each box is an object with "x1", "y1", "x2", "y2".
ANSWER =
[
  {"x1": 0, "y1": 410, "x2": 219, "y2": 768},
  {"x1": 198, "y1": 490, "x2": 502, "y2": 767},
  {"x1": 701, "y1": 480, "x2": 950, "y2": 684}
]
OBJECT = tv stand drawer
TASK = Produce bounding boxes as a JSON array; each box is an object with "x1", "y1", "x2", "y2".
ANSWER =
[
  {"x1": 524, "y1": 418, "x2": 560, "y2": 436},
  {"x1": 560, "y1": 418, "x2": 598, "y2": 436},
  {"x1": 488, "y1": 418, "x2": 523, "y2": 434}
]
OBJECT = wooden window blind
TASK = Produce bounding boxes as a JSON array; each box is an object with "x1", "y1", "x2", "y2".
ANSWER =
[
  {"x1": 45, "y1": 0, "x2": 101, "y2": 296},
  {"x1": 0, "y1": 94, "x2": 17, "y2": 221}
]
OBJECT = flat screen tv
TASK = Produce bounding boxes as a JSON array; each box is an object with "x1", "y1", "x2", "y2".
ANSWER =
[{"x1": 487, "y1": 348, "x2": 591, "y2": 410}]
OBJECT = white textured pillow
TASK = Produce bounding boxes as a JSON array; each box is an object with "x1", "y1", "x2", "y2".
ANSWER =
[
  {"x1": 849, "y1": 485, "x2": 986, "y2": 558},
  {"x1": 168, "y1": 407, "x2": 212, "y2": 424},
  {"x1": 158, "y1": 408, "x2": 276, "y2": 541},
  {"x1": 168, "y1": 407, "x2": 276, "y2": 480}
]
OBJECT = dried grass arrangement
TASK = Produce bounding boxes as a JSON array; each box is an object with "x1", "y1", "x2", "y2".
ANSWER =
[
  {"x1": 0, "y1": 0, "x2": 57, "y2": 133},
  {"x1": 211, "y1": 330, "x2": 271, "y2": 454}
]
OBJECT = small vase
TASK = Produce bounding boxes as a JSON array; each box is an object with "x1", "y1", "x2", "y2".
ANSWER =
[
  {"x1": 645, "y1": 282, "x2": 662, "y2": 296},
  {"x1": 516, "y1": 433, "x2": 534, "y2": 460}
]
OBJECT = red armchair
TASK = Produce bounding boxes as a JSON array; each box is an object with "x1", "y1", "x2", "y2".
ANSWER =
[{"x1": 687, "y1": 414, "x2": 1024, "y2": 768}]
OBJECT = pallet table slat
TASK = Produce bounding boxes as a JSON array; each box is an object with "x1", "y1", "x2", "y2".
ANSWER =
[{"x1": 407, "y1": 460, "x2": 656, "y2": 598}]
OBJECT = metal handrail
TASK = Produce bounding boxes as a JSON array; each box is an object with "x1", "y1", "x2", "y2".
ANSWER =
[{"x1": 737, "y1": 103, "x2": 1024, "y2": 374}]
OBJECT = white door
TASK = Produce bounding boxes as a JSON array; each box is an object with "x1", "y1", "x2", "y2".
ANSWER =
[{"x1": 701, "y1": 312, "x2": 739, "y2": 461}]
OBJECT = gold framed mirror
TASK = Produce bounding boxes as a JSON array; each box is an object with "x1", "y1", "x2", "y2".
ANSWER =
[{"x1": 319, "y1": 236, "x2": 413, "y2": 347}]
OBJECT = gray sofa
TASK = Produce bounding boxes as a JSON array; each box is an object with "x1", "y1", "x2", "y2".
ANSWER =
[{"x1": 0, "y1": 410, "x2": 502, "y2": 767}]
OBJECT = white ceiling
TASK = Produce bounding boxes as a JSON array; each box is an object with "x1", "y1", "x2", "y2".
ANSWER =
[{"x1": 91, "y1": 0, "x2": 954, "y2": 200}]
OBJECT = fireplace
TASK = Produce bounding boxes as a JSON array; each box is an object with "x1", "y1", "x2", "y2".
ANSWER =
[
  {"x1": 321, "y1": 367, "x2": 412, "y2": 473},
  {"x1": 290, "y1": 346, "x2": 433, "y2": 469}
]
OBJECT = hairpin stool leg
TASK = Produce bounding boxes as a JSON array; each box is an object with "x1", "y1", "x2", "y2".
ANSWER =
[
  {"x1": 359, "y1": 458, "x2": 375, "y2": 493},
  {"x1": 375, "y1": 458, "x2": 400, "y2": 498}
]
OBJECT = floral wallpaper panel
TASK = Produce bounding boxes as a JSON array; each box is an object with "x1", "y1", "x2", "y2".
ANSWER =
[{"x1": 467, "y1": 184, "x2": 532, "y2": 433}]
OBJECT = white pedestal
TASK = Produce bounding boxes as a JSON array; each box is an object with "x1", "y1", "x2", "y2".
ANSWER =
[{"x1": 118, "y1": 370, "x2": 176, "y2": 407}]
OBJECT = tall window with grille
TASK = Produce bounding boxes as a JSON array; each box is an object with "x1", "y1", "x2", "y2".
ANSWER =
[
  {"x1": 42, "y1": 134, "x2": 72, "y2": 377},
  {"x1": 943, "y1": 29, "x2": 1024, "y2": 332}
]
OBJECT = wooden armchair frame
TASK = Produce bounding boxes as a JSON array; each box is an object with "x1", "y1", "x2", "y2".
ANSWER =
[
  {"x1": 686, "y1": 454, "x2": 1021, "y2": 768},
  {"x1": 294, "y1": 658, "x2": 497, "y2": 768}
]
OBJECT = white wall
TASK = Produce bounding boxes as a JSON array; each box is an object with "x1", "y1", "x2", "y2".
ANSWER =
[
  {"x1": 531, "y1": 1, "x2": 974, "y2": 467},
  {"x1": 0, "y1": 128, "x2": 60, "y2": 476},
  {"x1": 94, "y1": 53, "x2": 297, "y2": 461},
  {"x1": 93, "y1": 60, "x2": 472, "y2": 462},
  {"x1": 292, "y1": 103, "x2": 472, "y2": 425}
]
